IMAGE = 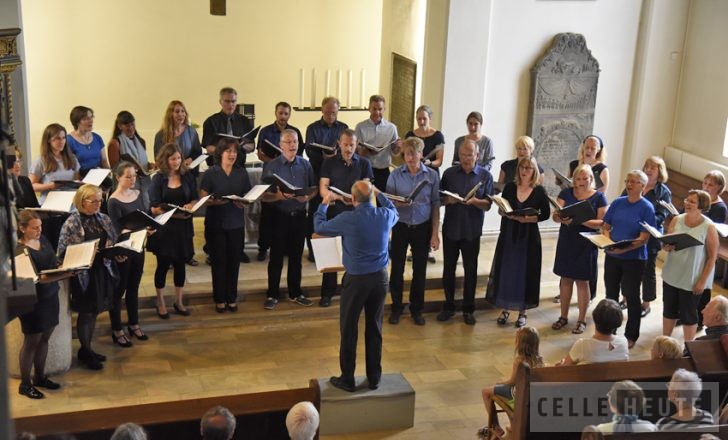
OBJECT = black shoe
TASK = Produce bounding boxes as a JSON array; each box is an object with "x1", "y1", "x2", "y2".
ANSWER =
[
  {"x1": 186, "y1": 257, "x2": 199, "y2": 266},
  {"x1": 319, "y1": 296, "x2": 332, "y2": 307},
  {"x1": 78, "y1": 348, "x2": 103, "y2": 370},
  {"x1": 205, "y1": 256, "x2": 212, "y2": 265},
  {"x1": 112, "y1": 332, "x2": 133, "y2": 348},
  {"x1": 127, "y1": 326, "x2": 149, "y2": 341},
  {"x1": 412, "y1": 313, "x2": 426, "y2": 326},
  {"x1": 619, "y1": 300, "x2": 627, "y2": 310},
  {"x1": 330, "y1": 376, "x2": 356, "y2": 392},
  {"x1": 368, "y1": 378, "x2": 380, "y2": 390},
  {"x1": 216, "y1": 303, "x2": 226, "y2": 313},
  {"x1": 173, "y1": 303, "x2": 191, "y2": 316},
  {"x1": 463, "y1": 313, "x2": 476, "y2": 325},
  {"x1": 240, "y1": 253, "x2": 251, "y2": 264},
  {"x1": 256, "y1": 249, "x2": 267, "y2": 261},
  {"x1": 227, "y1": 303, "x2": 238, "y2": 312},
  {"x1": 34, "y1": 376, "x2": 61, "y2": 390},
  {"x1": 437, "y1": 310, "x2": 454, "y2": 322},
  {"x1": 156, "y1": 307, "x2": 170, "y2": 320},
  {"x1": 389, "y1": 309, "x2": 401, "y2": 325},
  {"x1": 307, "y1": 252, "x2": 316, "y2": 263},
  {"x1": 19, "y1": 382, "x2": 44, "y2": 399},
  {"x1": 91, "y1": 350, "x2": 107, "y2": 362}
]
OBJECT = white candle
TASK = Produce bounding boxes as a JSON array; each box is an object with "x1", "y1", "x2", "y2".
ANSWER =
[
  {"x1": 337, "y1": 69, "x2": 342, "y2": 100},
  {"x1": 347, "y1": 69, "x2": 352, "y2": 108},
  {"x1": 299, "y1": 68, "x2": 305, "y2": 109},
  {"x1": 311, "y1": 68, "x2": 317, "y2": 108},
  {"x1": 360, "y1": 69, "x2": 366, "y2": 108},
  {"x1": 324, "y1": 70, "x2": 331, "y2": 99}
]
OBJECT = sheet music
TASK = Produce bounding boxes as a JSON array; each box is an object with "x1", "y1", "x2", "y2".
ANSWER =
[
  {"x1": 154, "y1": 208, "x2": 177, "y2": 225},
  {"x1": 242, "y1": 184, "x2": 271, "y2": 203},
  {"x1": 311, "y1": 236, "x2": 344, "y2": 273},
  {"x1": 14, "y1": 251, "x2": 39, "y2": 283},
  {"x1": 82, "y1": 168, "x2": 111, "y2": 186},
  {"x1": 35, "y1": 191, "x2": 76, "y2": 213},
  {"x1": 188, "y1": 155, "x2": 209, "y2": 169}
]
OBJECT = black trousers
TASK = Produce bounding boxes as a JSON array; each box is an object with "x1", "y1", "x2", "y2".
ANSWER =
[
  {"x1": 372, "y1": 167, "x2": 390, "y2": 192},
  {"x1": 389, "y1": 221, "x2": 430, "y2": 314},
  {"x1": 258, "y1": 202, "x2": 274, "y2": 251},
  {"x1": 640, "y1": 248, "x2": 659, "y2": 302},
  {"x1": 604, "y1": 255, "x2": 645, "y2": 342},
  {"x1": 206, "y1": 226, "x2": 244, "y2": 304},
  {"x1": 339, "y1": 269, "x2": 387, "y2": 385},
  {"x1": 442, "y1": 236, "x2": 480, "y2": 314},
  {"x1": 267, "y1": 210, "x2": 306, "y2": 299},
  {"x1": 306, "y1": 194, "x2": 322, "y2": 254},
  {"x1": 110, "y1": 251, "x2": 144, "y2": 330},
  {"x1": 154, "y1": 255, "x2": 186, "y2": 288}
]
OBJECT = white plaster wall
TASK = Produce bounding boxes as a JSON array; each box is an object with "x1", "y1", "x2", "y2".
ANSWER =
[
  {"x1": 442, "y1": 0, "x2": 643, "y2": 231},
  {"x1": 672, "y1": 0, "x2": 728, "y2": 164}
]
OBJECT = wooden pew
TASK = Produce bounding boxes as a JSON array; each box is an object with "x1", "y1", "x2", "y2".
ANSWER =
[
  {"x1": 14, "y1": 379, "x2": 321, "y2": 440},
  {"x1": 510, "y1": 358, "x2": 694, "y2": 440},
  {"x1": 610, "y1": 425, "x2": 728, "y2": 438}
]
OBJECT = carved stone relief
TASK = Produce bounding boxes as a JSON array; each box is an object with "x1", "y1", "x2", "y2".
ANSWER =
[{"x1": 527, "y1": 33, "x2": 600, "y2": 195}]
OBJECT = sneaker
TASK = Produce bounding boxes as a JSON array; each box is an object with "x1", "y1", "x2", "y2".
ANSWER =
[
  {"x1": 263, "y1": 297, "x2": 278, "y2": 310},
  {"x1": 437, "y1": 310, "x2": 454, "y2": 322},
  {"x1": 427, "y1": 251, "x2": 436, "y2": 263},
  {"x1": 291, "y1": 295, "x2": 313, "y2": 307},
  {"x1": 463, "y1": 313, "x2": 476, "y2": 325},
  {"x1": 389, "y1": 309, "x2": 401, "y2": 325}
]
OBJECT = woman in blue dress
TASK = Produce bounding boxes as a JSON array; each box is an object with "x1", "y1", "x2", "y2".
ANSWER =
[
  {"x1": 551, "y1": 164, "x2": 608, "y2": 334},
  {"x1": 66, "y1": 106, "x2": 110, "y2": 175},
  {"x1": 486, "y1": 157, "x2": 551, "y2": 328}
]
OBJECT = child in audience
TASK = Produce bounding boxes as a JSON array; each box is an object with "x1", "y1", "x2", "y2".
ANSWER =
[
  {"x1": 597, "y1": 380, "x2": 656, "y2": 433},
  {"x1": 650, "y1": 336, "x2": 683, "y2": 360},
  {"x1": 558, "y1": 299, "x2": 629, "y2": 365},
  {"x1": 478, "y1": 326, "x2": 544, "y2": 438}
]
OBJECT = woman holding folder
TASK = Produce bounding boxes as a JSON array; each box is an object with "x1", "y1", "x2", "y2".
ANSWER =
[
  {"x1": 15, "y1": 211, "x2": 75, "y2": 398},
  {"x1": 148, "y1": 143, "x2": 198, "y2": 319},
  {"x1": 106, "y1": 162, "x2": 149, "y2": 347},
  {"x1": 551, "y1": 165, "x2": 608, "y2": 334},
  {"x1": 199, "y1": 138, "x2": 251, "y2": 312},
  {"x1": 58, "y1": 184, "x2": 119, "y2": 370},
  {"x1": 486, "y1": 157, "x2": 550, "y2": 328},
  {"x1": 661, "y1": 190, "x2": 718, "y2": 342}
]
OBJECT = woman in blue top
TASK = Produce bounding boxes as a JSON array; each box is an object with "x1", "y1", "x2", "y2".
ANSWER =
[
  {"x1": 601, "y1": 170, "x2": 655, "y2": 348},
  {"x1": 662, "y1": 190, "x2": 718, "y2": 342},
  {"x1": 551, "y1": 165, "x2": 608, "y2": 334},
  {"x1": 66, "y1": 106, "x2": 110, "y2": 175}
]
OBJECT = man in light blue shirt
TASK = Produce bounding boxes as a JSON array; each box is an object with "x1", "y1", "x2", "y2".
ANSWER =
[
  {"x1": 314, "y1": 180, "x2": 398, "y2": 392},
  {"x1": 386, "y1": 137, "x2": 440, "y2": 325},
  {"x1": 355, "y1": 95, "x2": 401, "y2": 191}
]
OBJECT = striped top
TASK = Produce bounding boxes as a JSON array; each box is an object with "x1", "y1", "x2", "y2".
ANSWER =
[{"x1": 656, "y1": 408, "x2": 714, "y2": 431}]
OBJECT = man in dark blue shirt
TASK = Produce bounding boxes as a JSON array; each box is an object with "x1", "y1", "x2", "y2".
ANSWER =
[
  {"x1": 437, "y1": 140, "x2": 493, "y2": 325},
  {"x1": 260, "y1": 129, "x2": 316, "y2": 310},
  {"x1": 314, "y1": 180, "x2": 399, "y2": 392},
  {"x1": 317, "y1": 128, "x2": 373, "y2": 307}
]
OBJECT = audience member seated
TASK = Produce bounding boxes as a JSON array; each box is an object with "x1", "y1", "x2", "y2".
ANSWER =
[
  {"x1": 478, "y1": 326, "x2": 544, "y2": 439},
  {"x1": 580, "y1": 425, "x2": 604, "y2": 440},
  {"x1": 651, "y1": 335, "x2": 683, "y2": 360},
  {"x1": 656, "y1": 368, "x2": 714, "y2": 430},
  {"x1": 697, "y1": 295, "x2": 728, "y2": 340},
  {"x1": 201, "y1": 405, "x2": 236, "y2": 440},
  {"x1": 110, "y1": 422, "x2": 148, "y2": 440},
  {"x1": 719, "y1": 403, "x2": 728, "y2": 424},
  {"x1": 286, "y1": 401, "x2": 320, "y2": 440},
  {"x1": 557, "y1": 299, "x2": 628, "y2": 365},
  {"x1": 596, "y1": 380, "x2": 656, "y2": 433}
]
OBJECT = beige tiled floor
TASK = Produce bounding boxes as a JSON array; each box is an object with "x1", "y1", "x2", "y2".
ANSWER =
[{"x1": 7, "y1": 222, "x2": 727, "y2": 439}]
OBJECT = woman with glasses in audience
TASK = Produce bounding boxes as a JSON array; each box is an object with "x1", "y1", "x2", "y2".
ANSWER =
[{"x1": 58, "y1": 184, "x2": 119, "y2": 370}]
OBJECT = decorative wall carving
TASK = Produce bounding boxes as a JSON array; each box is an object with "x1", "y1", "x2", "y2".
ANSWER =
[
  {"x1": 0, "y1": 28, "x2": 22, "y2": 140},
  {"x1": 527, "y1": 33, "x2": 600, "y2": 195}
]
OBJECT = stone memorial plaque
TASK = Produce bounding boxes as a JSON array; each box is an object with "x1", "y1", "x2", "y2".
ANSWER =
[{"x1": 527, "y1": 33, "x2": 599, "y2": 195}]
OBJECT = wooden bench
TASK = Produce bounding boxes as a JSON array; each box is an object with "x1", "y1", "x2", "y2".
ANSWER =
[
  {"x1": 14, "y1": 379, "x2": 321, "y2": 440},
  {"x1": 510, "y1": 358, "x2": 695, "y2": 440},
  {"x1": 609, "y1": 425, "x2": 728, "y2": 438}
]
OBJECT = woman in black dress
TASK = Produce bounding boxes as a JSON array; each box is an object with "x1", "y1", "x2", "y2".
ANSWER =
[
  {"x1": 405, "y1": 105, "x2": 445, "y2": 172},
  {"x1": 58, "y1": 184, "x2": 119, "y2": 370},
  {"x1": 199, "y1": 138, "x2": 252, "y2": 312},
  {"x1": 16, "y1": 211, "x2": 74, "y2": 398},
  {"x1": 486, "y1": 157, "x2": 551, "y2": 328},
  {"x1": 107, "y1": 162, "x2": 150, "y2": 347},
  {"x1": 148, "y1": 143, "x2": 198, "y2": 318}
]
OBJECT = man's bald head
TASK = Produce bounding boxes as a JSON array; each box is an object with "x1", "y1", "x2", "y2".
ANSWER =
[{"x1": 351, "y1": 180, "x2": 373, "y2": 203}]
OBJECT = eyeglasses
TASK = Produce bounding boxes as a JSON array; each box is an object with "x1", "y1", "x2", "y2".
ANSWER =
[
  {"x1": 624, "y1": 180, "x2": 644, "y2": 185},
  {"x1": 84, "y1": 198, "x2": 102, "y2": 205}
]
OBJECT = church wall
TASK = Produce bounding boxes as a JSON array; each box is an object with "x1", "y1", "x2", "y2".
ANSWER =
[
  {"x1": 673, "y1": 0, "x2": 728, "y2": 165},
  {"x1": 19, "y1": 0, "x2": 383, "y2": 160}
]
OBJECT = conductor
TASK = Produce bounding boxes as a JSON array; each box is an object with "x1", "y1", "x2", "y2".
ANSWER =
[{"x1": 314, "y1": 180, "x2": 399, "y2": 392}]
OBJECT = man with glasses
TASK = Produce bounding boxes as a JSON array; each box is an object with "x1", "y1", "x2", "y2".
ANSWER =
[{"x1": 260, "y1": 129, "x2": 316, "y2": 310}]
